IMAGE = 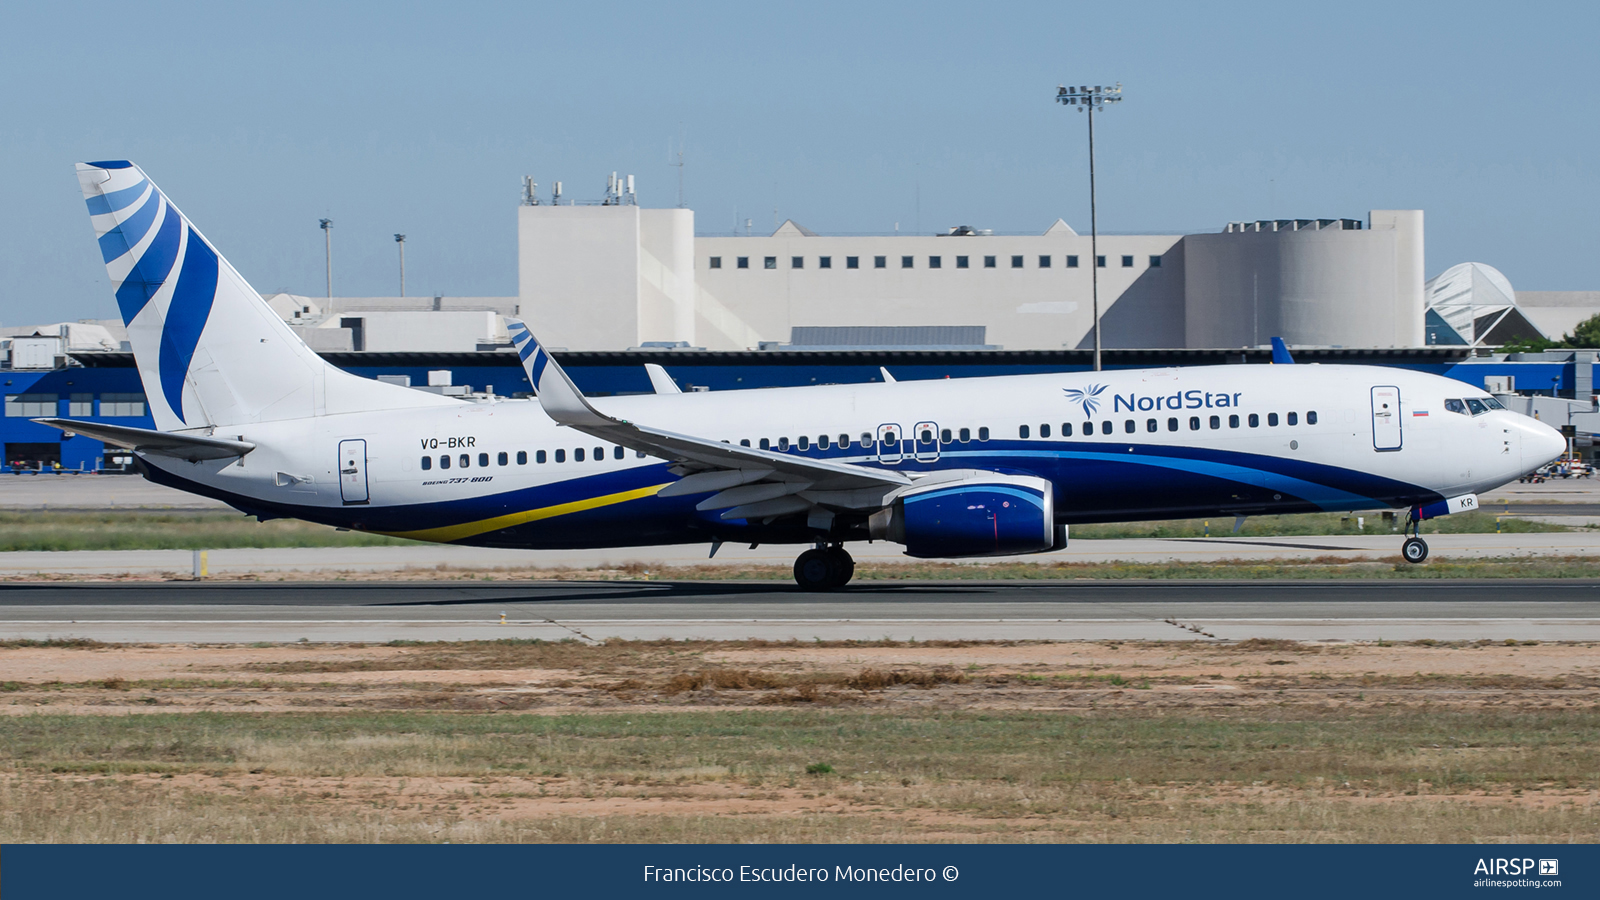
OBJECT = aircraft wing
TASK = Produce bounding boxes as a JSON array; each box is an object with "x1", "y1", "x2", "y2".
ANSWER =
[
  {"x1": 504, "y1": 319, "x2": 909, "y2": 519},
  {"x1": 32, "y1": 418, "x2": 255, "y2": 462}
]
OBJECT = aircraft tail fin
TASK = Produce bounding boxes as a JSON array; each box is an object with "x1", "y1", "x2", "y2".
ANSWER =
[
  {"x1": 76, "y1": 160, "x2": 455, "y2": 431},
  {"x1": 1270, "y1": 336, "x2": 1295, "y2": 365}
]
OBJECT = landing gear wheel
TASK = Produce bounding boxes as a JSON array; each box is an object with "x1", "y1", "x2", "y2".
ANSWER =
[
  {"x1": 794, "y1": 548, "x2": 836, "y2": 591},
  {"x1": 824, "y1": 546, "x2": 855, "y2": 588},
  {"x1": 1401, "y1": 537, "x2": 1429, "y2": 564}
]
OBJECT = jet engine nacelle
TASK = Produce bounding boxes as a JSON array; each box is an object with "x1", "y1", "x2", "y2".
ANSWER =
[{"x1": 869, "y1": 473, "x2": 1057, "y2": 558}]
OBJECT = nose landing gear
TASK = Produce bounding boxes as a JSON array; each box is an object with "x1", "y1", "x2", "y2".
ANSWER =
[
  {"x1": 1400, "y1": 508, "x2": 1429, "y2": 564},
  {"x1": 794, "y1": 544, "x2": 855, "y2": 591}
]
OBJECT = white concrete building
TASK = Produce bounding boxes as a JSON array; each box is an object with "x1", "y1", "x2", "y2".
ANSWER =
[{"x1": 513, "y1": 200, "x2": 1429, "y2": 352}]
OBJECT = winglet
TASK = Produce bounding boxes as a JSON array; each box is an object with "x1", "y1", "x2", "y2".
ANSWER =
[
  {"x1": 1270, "y1": 337, "x2": 1295, "y2": 365},
  {"x1": 644, "y1": 363, "x2": 682, "y2": 394},
  {"x1": 505, "y1": 318, "x2": 613, "y2": 427}
]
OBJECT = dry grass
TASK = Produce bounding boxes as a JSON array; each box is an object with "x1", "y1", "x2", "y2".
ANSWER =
[{"x1": 1, "y1": 638, "x2": 1598, "y2": 843}]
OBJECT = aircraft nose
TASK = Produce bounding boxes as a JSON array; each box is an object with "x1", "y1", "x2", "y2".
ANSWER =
[{"x1": 1522, "y1": 419, "x2": 1566, "y2": 470}]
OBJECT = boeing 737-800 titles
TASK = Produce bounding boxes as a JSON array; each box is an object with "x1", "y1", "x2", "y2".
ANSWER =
[{"x1": 47, "y1": 161, "x2": 1566, "y2": 589}]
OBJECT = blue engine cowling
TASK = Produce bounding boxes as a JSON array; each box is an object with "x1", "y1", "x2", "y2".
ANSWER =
[{"x1": 871, "y1": 474, "x2": 1057, "y2": 558}]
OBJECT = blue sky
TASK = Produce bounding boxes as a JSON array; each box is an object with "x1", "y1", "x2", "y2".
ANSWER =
[{"x1": 3, "y1": 1, "x2": 1596, "y2": 324}]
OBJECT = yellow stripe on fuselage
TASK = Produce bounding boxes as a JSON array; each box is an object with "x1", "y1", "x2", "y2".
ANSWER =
[{"x1": 376, "y1": 482, "x2": 672, "y2": 543}]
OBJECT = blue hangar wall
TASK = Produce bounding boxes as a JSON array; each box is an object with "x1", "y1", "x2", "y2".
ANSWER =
[{"x1": 4, "y1": 346, "x2": 1556, "y2": 472}]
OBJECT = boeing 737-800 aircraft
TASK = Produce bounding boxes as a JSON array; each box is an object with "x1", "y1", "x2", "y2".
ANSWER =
[{"x1": 48, "y1": 161, "x2": 1566, "y2": 589}]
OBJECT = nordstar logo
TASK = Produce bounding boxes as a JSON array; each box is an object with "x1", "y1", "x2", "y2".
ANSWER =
[{"x1": 1064, "y1": 383, "x2": 1108, "y2": 416}]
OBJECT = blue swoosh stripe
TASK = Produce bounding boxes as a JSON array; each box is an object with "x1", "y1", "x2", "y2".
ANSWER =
[
  {"x1": 85, "y1": 178, "x2": 149, "y2": 216},
  {"x1": 530, "y1": 348, "x2": 549, "y2": 383},
  {"x1": 941, "y1": 448, "x2": 1372, "y2": 509},
  {"x1": 157, "y1": 228, "x2": 219, "y2": 423},
  {"x1": 905, "y1": 484, "x2": 1046, "y2": 509},
  {"x1": 517, "y1": 340, "x2": 536, "y2": 361},
  {"x1": 86, "y1": 160, "x2": 135, "y2": 169},
  {"x1": 113, "y1": 200, "x2": 182, "y2": 324},
  {"x1": 96, "y1": 189, "x2": 160, "y2": 263}
]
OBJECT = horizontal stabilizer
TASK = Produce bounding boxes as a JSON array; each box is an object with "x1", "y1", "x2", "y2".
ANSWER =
[{"x1": 32, "y1": 418, "x2": 255, "y2": 462}]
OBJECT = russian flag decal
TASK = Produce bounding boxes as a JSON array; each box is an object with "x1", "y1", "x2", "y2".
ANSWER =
[{"x1": 1413, "y1": 410, "x2": 1429, "y2": 416}]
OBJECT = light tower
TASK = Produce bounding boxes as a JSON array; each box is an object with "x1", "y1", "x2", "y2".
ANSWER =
[
  {"x1": 394, "y1": 234, "x2": 407, "y2": 297},
  {"x1": 319, "y1": 218, "x2": 334, "y2": 299},
  {"x1": 1056, "y1": 83, "x2": 1122, "y2": 372}
]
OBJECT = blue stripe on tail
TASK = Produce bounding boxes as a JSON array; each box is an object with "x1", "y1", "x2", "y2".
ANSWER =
[{"x1": 157, "y1": 228, "x2": 219, "y2": 423}]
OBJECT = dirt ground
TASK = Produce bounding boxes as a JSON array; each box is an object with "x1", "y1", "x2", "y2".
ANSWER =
[{"x1": 1, "y1": 637, "x2": 1593, "y2": 715}]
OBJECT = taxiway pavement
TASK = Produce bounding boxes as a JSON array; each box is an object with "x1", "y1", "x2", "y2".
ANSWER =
[{"x1": 2, "y1": 579, "x2": 1595, "y2": 644}]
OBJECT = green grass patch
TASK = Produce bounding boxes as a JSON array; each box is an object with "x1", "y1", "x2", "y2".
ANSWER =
[{"x1": 0, "y1": 510, "x2": 415, "y2": 551}]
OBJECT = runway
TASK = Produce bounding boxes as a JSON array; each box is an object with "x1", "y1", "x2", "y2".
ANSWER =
[{"x1": 3, "y1": 579, "x2": 1597, "y2": 643}]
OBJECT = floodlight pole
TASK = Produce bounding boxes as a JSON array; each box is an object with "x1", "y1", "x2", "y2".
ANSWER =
[
  {"x1": 1056, "y1": 83, "x2": 1122, "y2": 372},
  {"x1": 319, "y1": 218, "x2": 334, "y2": 299},
  {"x1": 394, "y1": 234, "x2": 407, "y2": 297}
]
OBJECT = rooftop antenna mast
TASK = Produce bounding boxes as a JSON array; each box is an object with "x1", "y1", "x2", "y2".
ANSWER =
[
  {"x1": 669, "y1": 137, "x2": 686, "y2": 208},
  {"x1": 521, "y1": 176, "x2": 538, "y2": 206}
]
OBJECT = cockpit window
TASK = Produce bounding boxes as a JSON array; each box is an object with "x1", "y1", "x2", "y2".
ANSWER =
[
  {"x1": 1482, "y1": 396, "x2": 1505, "y2": 410},
  {"x1": 1444, "y1": 399, "x2": 1467, "y2": 415},
  {"x1": 1465, "y1": 398, "x2": 1488, "y2": 415}
]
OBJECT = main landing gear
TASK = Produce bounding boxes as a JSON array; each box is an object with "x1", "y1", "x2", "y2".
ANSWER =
[
  {"x1": 794, "y1": 544, "x2": 855, "y2": 591},
  {"x1": 1400, "y1": 508, "x2": 1429, "y2": 564}
]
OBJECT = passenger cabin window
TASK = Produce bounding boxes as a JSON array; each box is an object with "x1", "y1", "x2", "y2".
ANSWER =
[
  {"x1": 1062, "y1": 423, "x2": 1073, "y2": 436},
  {"x1": 861, "y1": 433, "x2": 872, "y2": 446},
  {"x1": 555, "y1": 449, "x2": 565, "y2": 462},
  {"x1": 574, "y1": 448, "x2": 585, "y2": 462},
  {"x1": 1100, "y1": 421, "x2": 1112, "y2": 435},
  {"x1": 1229, "y1": 414, "x2": 1240, "y2": 428},
  {"x1": 1189, "y1": 417, "x2": 1200, "y2": 431},
  {"x1": 1124, "y1": 419, "x2": 1135, "y2": 434},
  {"x1": 613, "y1": 446, "x2": 625, "y2": 459},
  {"x1": 740, "y1": 439, "x2": 751, "y2": 447},
  {"x1": 440, "y1": 455, "x2": 451, "y2": 469},
  {"x1": 820, "y1": 434, "x2": 832, "y2": 449},
  {"x1": 978, "y1": 427, "x2": 989, "y2": 441},
  {"x1": 919, "y1": 427, "x2": 933, "y2": 443},
  {"x1": 1287, "y1": 412, "x2": 1298, "y2": 426},
  {"x1": 798, "y1": 436, "x2": 810, "y2": 450},
  {"x1": 536, "y1": 450, "x2": 546, "y2": 463},
  {"x1": 1268, "y1": 413, "x2": 1279, "y2": 426},
  {"x1": 594, "y1": 446, "x2": 604, "y2": 460},
  {"x1": 1167, "y1": 417, "x2": 1178, "y2": 432},
  {"x1": 1040, "y1": 423, "x2": 1050, "y2": 438},
  {"x1": 1209, "y1": 415, "x2": 1220, "y2": 429},
  {"x1": 421, "y1": 456, "x2": 432, "y2": 470},
  {"x1": 1249, "y1": 413, "x2": 1259, "y2": 427},
  {"x1": 517, "y1": 451, "x2": 528, "y2": 464},
  {"x1": 839, "y1": 434, "x2": 851, "y2": 447},
  {"x1": 1146, "y1": 418, "x2": 1157, "y2": 432},
  {"x1": 459, "y1": 454, "x2": 469, "y2": 468},
  {"x1": 498, "y1": 452, "x2": 508, "y2": 466},
  {"x1": 1019, "y1": 424, "x2": 1030, "y2": 439},
  {"x1": 759, "y1": 438, "x2": 770, "y2": 450},
  {"x1": 939, "y1": 429, "x2": 951, "y2": 443},
  {"x1": 959, "y1": 428, "x2": 971, "y2": 442},
  {"x1": 778, "y1": 437, "x2": 789, "y2": 451},
  {"x1": 478, "y1": 453, "x2": 489, "y2": 467},
  {"x1": 1307, "y1": 411, "x2": 1319, "y2": 425}
]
